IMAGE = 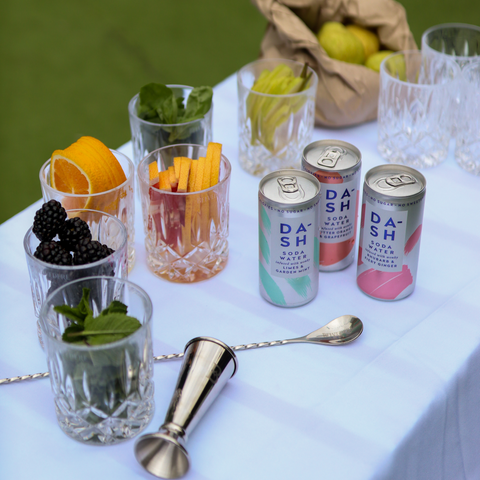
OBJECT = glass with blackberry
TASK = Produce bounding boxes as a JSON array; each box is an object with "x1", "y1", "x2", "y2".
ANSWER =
[{"x1": 24, "y1": 201, "x2": 128, "y2": 346}]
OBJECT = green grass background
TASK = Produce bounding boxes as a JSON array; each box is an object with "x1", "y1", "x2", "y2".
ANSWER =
[{"x1": 1, "y1": 0, "x2": 478, "y2": 224}]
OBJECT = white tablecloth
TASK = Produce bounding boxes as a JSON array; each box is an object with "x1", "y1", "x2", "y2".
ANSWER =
[{"x1": 1, "y1": 74, "x2": 480, "y2": 480}]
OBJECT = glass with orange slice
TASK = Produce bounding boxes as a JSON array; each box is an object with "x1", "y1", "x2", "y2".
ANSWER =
[
  {"x1": 39, "y1": 136, "x2": 136, "y2": 270},
  {"x1": 137, "y1": 142, "x2": 231, "y2": 283}
]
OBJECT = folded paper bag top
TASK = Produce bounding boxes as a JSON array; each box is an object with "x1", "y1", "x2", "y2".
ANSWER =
[
  {"x1": 251, "y1": 0, "x2": 417, "y2": 127},
  {"x1": 134, "y1": 337, "x2": 238, "y2": 479}
]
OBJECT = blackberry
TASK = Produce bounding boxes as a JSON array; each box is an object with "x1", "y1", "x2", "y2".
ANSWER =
[
  {"x1": 32, "y1": 200, "x2": 67, "y2": 241},
  {"x1": 34, "y1": 241, "x2": 73, "y2": 265},
  {"x1": 59, "y1": 217, "x2": 92, "y2": 250},
  {"x1": 73, "y1": 238, "x2": 115, "y2": 265}
]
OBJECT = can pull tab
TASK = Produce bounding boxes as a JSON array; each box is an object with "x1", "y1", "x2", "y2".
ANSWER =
[
  {"x1": 317, "y1": 146, "x2": 346, "y2": 168},
  {"x1": 277, "y1": 176, "x2": 304, "y2": 200},
  {"x1": 385, "y1": 174, "x2": 416, "y2": 187}
]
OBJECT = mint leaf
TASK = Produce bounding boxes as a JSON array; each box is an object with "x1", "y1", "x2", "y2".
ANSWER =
[
  {"x1": 176, "y1": 95, "x2": 186, "y2": 117},
  {"x1": 82, "y1": 312, "x2": 142, "y2": 345},
  {"x1": 158, "y1": 92, "x2": 178, "y2": 124},
  {"x1": 138, "y1": 83, "x2": 173, "y2": 122},
  {"x1": 56, "y1": 288, "x2": 142, "y2": 346},
  {"x1": 54, "y1": 288, "x2": 92, "y2": 326},
  {"x1": 62, "y1": 324, "x2": 87, "y2": 344},
  {"x1": 181, "y1": 86, "x2": 213, "y2": 122},
  {"x1": 100, "y1": 299, "x2": 128, "y2": 316},
  {"x1": 137, "y1": 83, "x2": 212, "y2": 126}
]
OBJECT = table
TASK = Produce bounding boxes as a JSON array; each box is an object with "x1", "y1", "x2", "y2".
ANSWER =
[{"x1": 1, "y1": 73, "x2": 480, "y2": 480}]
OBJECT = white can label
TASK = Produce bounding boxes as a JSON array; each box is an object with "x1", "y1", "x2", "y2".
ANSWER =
[
  {"x1": 320, "y1": 177, "x2": 357, "y2": 244},
  {"x1": 362, "y1": 202, "x2": 407, "y2": 272},
  {"x1": 270, "y1": 210, "x2": 317, "y2": 279}
]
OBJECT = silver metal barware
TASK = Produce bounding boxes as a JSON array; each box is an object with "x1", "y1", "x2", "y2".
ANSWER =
[{"x1": 134, "y1": 336, "x2": 238, "y2": 479}]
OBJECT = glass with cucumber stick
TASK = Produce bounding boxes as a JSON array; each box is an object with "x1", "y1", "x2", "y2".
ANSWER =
[{"x1": 237, "y1": 58, "x2": 318, "y2": 177}]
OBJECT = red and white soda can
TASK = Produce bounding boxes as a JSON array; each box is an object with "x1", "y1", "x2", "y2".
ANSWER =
[
  {"x1": 302, "y1": 140, "x2": 362, "y2": 271},
  {"x1": 356, "y1": 165, "x2": 426, "y2": 301}
]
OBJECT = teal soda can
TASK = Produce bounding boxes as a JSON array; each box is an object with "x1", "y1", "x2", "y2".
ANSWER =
[{"x1": 258, "y1": 169, "x2": 321, "y2": 307}]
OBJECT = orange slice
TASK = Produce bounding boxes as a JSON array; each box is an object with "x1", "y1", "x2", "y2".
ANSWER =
[
  {"x1": 51, "y1": 137, "x2": 126, "y2": 194},
  {"x1": 77, "y1": 136, "x2": 126, "y2": 186},
  {"x1": 50, "y1": 155, "x2": 91, "y2": 194},
  {"x1": 68, "y1": 141, "x2": 118, "y2": 190}
]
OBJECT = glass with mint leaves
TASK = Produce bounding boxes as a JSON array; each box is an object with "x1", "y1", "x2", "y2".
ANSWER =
[
  {"x1": 39, "y1": 276, "x2": 154, "y2": 445},
  {"x1": 129, "y1": 83, "x2": 213, "y2": 167}
]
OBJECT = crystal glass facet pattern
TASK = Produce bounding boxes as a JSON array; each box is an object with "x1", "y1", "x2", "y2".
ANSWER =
[
  {"x1": 455, "y1": 60, "x2": 480, "y2": 174},
  {"x1": 377, "y1": 50, "x2": 461, "y2": 168}
]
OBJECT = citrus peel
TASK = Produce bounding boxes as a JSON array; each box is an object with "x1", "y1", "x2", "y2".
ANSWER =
[{"x1": 50, "y1": 136, "x2": 126, "y2": 197}]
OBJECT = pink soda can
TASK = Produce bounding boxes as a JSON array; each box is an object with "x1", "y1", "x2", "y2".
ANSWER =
[
  {"x1": 356, "y1": 165, "x2": 426, "y2": 301},
  {"x1": 302, "y1": 140, "x2": 362, "y2": 271}
]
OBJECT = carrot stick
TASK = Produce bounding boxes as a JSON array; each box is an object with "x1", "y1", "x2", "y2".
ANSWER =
[
  {"x1": 207, "y1": 142, "x2": 222, "y2": 187},
  {"x1": 149, "y1": 161, "x2": 159, "y2": 186}
]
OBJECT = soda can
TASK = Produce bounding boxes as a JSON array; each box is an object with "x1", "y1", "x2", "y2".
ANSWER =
[
  {"x1": 356, "y1": 165, "x2": 426, "y2": 301},
  {"x1": 258, "y1": 169, "x2": 321, "y2": 307},
  {"x1": 302, "y1": 140, "x2": 362, "y2": 271}
]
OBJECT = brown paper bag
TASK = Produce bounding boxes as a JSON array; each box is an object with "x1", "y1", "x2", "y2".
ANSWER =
[{"x1": 251, "y1": 0, "x2": 417, "y2": 127}]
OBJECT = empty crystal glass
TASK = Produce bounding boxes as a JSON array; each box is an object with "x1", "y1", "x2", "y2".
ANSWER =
[
  {"x1": 377, "y1": 50, "x2": 461, "y2": 168},
  {"x1": 455, "y1": 60, "x2": 480, "y2": 174},
  {"x1": 422, "y1": 23, "x2": 480, "y2": 69},
  {"x1": 422, "y1": 24, "x2": 480, "y2": 140}
]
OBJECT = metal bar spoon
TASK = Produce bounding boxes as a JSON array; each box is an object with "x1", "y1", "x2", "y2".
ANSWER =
[{"x1": 0, "y1": 315, "x2": 363, "y2": 385}]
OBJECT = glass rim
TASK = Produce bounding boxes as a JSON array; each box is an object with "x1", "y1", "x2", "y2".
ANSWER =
[
  {"x1": 128, "y1": 85, "x2": 213, "y2": 128},
  {"x1": 39, "y1": 148, "x2": 134, "y2": 198},
  {"x1": 23, "y1": 208, "x2": 128, "y2": 269},
  {"x1": 422, "y1": 22, "x2": 480, "y2": 38},
  {"x1": 237, "y1": 57, "x2": 319, "y2": 98},
  {"x1": 39, "y1": 275, "x2": 153, "y2": 350},
  {"x1": 422, "y1": 23, "x2": 480, "y2": 60},
  {"x1": 379, "y1": 49, "x2": 461, "y2": 87},
  {"x1": 137, "y1": 143, "x2": 232, "y2": 195}
]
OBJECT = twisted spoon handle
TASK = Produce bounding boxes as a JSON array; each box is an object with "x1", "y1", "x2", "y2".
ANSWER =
[
  {"x1": 1, "y1": 339, "x2": 292, "y2": 385},
  {"x1": 0, "y1": 372, "x2": 51, "y2": 385},
  {"x1": 231, "y1": 340, "x2": 289, "y2": 351}
]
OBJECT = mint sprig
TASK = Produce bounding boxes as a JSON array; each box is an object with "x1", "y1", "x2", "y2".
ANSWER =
[
  {"x1": 137, "y1": 83, "x2": 213, "y2": 143},
  {"x1": 54, "y1": 288, "x2": 142, "y2": 345}
]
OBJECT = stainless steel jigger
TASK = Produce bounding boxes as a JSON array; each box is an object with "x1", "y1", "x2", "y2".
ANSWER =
[{"x1": 134, "y1": 336, "x2": 238, "y2": 479}]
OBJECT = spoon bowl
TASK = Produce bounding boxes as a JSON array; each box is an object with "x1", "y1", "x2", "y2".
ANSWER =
[{"x1": 302, "y1": 314, "x2": 363, "y2": 345}]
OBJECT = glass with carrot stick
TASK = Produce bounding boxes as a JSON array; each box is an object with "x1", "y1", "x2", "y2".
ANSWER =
[{"x1": 137, "y1": 143, "x2": 231, "y2": 282}]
